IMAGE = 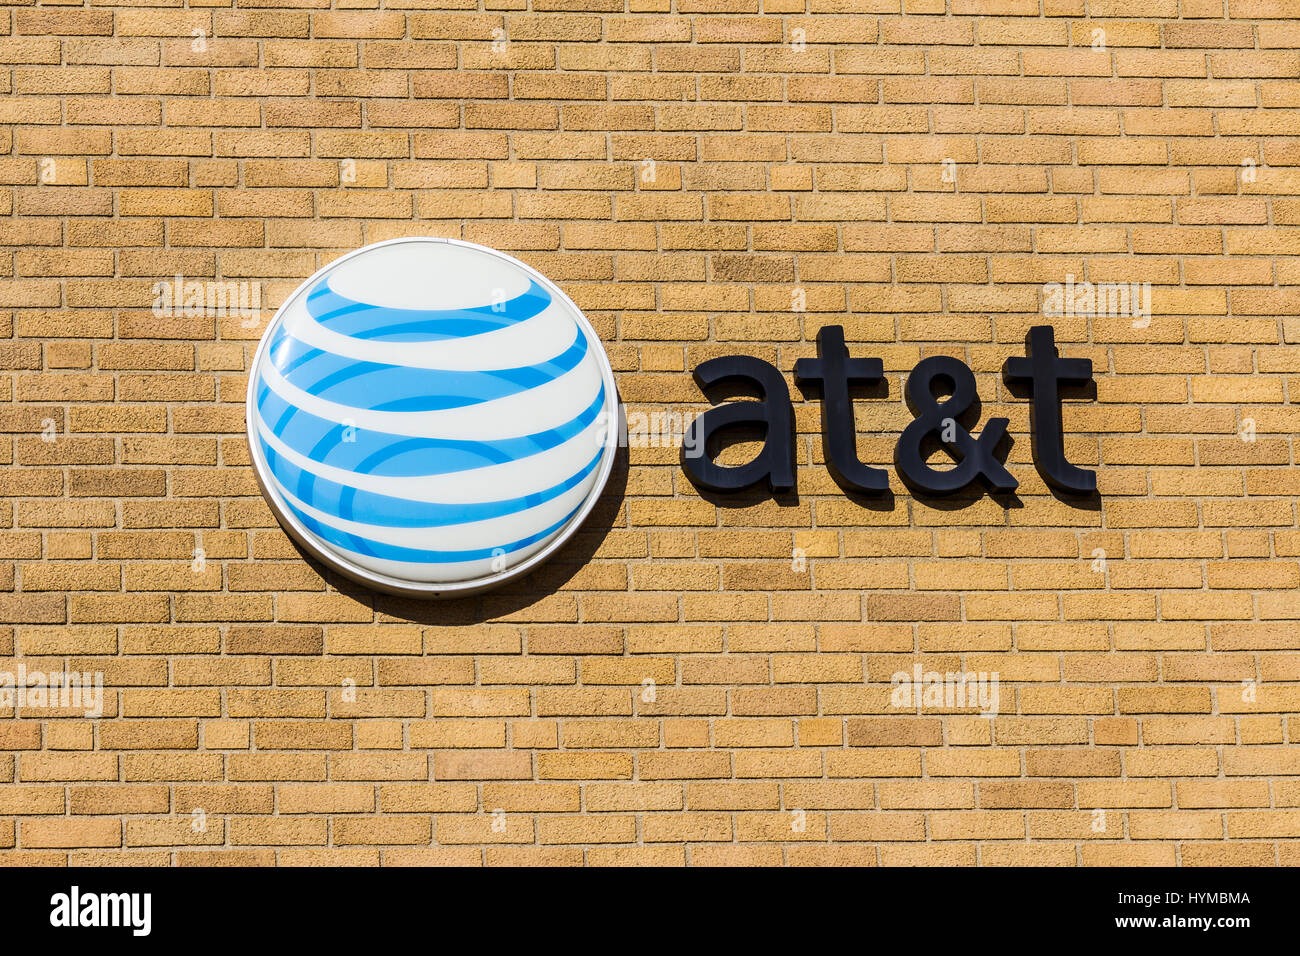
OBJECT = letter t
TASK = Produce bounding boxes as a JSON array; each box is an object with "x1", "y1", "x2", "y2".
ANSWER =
[
  {"x1": 795, "y1": 325, "x2": 889, "y2": 493},
  {"x1": 1002, "y1": 325, "x2": 1096, "y2": 494}
]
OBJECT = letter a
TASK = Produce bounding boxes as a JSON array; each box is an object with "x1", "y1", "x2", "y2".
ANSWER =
[
  {"x1": 50, "y1": 893, "x2": 70, "y2": 928},
  {"x1": 682, "y1": 355, "x2": 795, "y2": 493}
]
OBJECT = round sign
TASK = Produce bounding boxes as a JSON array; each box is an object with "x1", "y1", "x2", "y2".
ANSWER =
[{"x1": 246, "y1": 238, "x2": 619, "y2": 597}]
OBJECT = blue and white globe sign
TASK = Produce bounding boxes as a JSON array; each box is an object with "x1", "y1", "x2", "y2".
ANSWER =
[{"x1": 246, "y1": 238, "x2": 619, "y2": 597}]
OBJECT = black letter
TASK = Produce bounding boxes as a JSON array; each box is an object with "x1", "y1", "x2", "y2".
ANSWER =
[
  {"x1": 1002, "y1": 325, "x2": 1096, "y2": 494},
  {"x1": 895, "y1": 356, "x2": 1017, "y2": 495},
  {"x1": 794, "y1": 325, "x2": 889, "y2": 494},
  {"x1": 682, "y1": 355, "x2": 795, "y2": 493}
]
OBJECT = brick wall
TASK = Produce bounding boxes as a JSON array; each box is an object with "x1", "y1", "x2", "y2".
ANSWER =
[{"x1": 2, "y1": 0, "x2": 1299, "y2": 866}]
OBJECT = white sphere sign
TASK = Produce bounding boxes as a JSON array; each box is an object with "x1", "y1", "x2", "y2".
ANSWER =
[{"x1": 246, "y1": 238, "x2": 619, "y2": 597}]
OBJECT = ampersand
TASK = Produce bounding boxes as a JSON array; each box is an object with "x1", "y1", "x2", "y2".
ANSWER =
[{"x1": 894, "y1": 356, "x2": 1018, "y2": 495}]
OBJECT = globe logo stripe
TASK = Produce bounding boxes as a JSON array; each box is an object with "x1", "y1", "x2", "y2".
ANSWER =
[
  {"x1": 265, "y1": 432, "x2": 599, "y2": 559},
  {"x1": 255, "y1": 382, "x2": 606, "y2": 478},
  {"x1": 286, "y1": 294, "x2": 582, "y2": 373},
  {"x1": 260, "y1": 437, "x2": 603, "y2": 528},
  {"x1": 284, "y1": 500, "x2": 585, "y2": 564},
  {"x1": 258, "y1": 345, "x2": 605, "y2": 442},
  {"x1": 267, "y1": 323, "x2": 588, "y2": 412},
  {"x1": 255, "y1": 413, "x2": 608, "y2": 505},
  {"x1": 277, "y1": 453, "x2": 594, "y2": 551},
  {"x1": 306, "y1": 277, "x2": 551, "y2": 342}
]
